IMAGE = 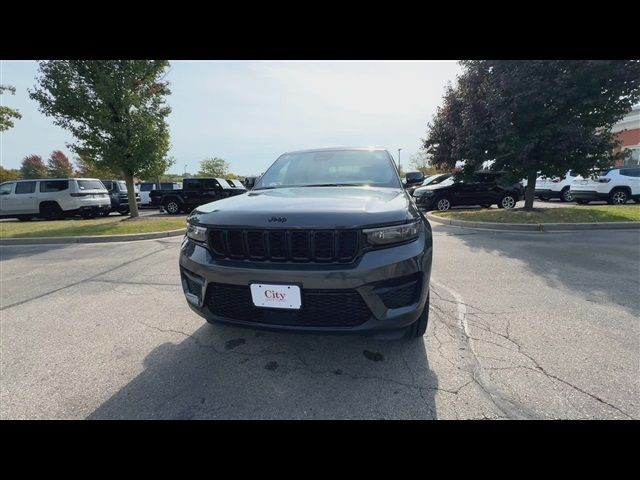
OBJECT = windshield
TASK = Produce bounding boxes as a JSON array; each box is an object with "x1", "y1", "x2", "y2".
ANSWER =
[
  {"x1": 77, "y1": 180, "x2": 105, "y2": 191},
  {"x1": 254, "y1": 149, "x2": 401, "y2": 190}
]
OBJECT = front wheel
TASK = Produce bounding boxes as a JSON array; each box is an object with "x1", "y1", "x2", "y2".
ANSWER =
[
  {"x1": 435, "y1": 197, "x2": 451, "y2": 212},
  {"x1": 498, "y1": 194, "x2": 517, "y2": 209},
  {"x1": 404, "y1": 292, "x2": 430, "y2": 340},
  {"x1": 608, "y1": 189, "x2": 628, "y2": 205},
  {"x1": 560, "y1": 187, "x2": 573, "y2": 202}
]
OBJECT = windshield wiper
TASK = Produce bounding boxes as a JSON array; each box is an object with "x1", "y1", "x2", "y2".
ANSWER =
[{"x1": 302, "y1": 183, "x2": 363, "y2": 187}]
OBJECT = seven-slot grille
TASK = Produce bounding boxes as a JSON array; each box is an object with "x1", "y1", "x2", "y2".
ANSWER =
[{"x1": 208, "y1": 228, "x2": 360, "y2": 263}]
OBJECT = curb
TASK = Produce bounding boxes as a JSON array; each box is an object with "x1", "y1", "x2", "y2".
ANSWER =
[
  {"x1": 425, "y1": 212, "x2": 640, "y2": 232},
  {"x1": 0, "y1": 228, "x2": 186, "y2": 246}
]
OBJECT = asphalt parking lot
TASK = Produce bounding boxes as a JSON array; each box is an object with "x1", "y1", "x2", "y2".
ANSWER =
[{"x1": 1, "y1": 222, "x2": 638, "y2": 419}]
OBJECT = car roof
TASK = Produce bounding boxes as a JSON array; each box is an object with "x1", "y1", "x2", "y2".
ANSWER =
[
  {"x1": 11, "y1": 178, "x2": 101, "y2": 182},
  {"x1": 282, "y1": 147, "x2": 389, "y2": 155}
]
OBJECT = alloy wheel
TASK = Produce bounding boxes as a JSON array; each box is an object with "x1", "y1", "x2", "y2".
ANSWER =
[
  {"x1": 612, "y1": 191, "x2": 627, "y2": 204},
  {"x1": 501, "y1": 196, "x2": 516, "y2": 208},
  {"x1": 437, "y1": 198, "x2": 451, "y2": 211}
]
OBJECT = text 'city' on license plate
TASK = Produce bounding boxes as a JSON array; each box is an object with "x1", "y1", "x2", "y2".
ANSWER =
[{"x1": 250, "y1": 284, "x2": 302, "y2": 310}]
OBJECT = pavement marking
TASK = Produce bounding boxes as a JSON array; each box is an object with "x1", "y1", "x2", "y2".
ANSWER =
[{"x1": 431, "y1": 279, "x2": 534, "y2": 419}]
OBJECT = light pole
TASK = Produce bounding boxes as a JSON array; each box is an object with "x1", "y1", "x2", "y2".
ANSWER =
[
  {"x1": 184, "y1": 164, "x2": 188, "y2": 177},
  {"x1": 397, "y1": 148, "x2": 402, "y2": 175}
]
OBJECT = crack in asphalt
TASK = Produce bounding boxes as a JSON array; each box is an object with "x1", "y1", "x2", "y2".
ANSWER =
[{"x1": 432, "y1": 282, "x2": 636, "y2": 420}]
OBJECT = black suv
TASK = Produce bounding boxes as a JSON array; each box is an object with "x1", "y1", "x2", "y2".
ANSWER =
[
  {"x1": 179, "y1": 147, "x2": 433, "y2": 339},
  {"x1": 100, "y1": 180, "x2": 141, "y2": 215},
  {"x1": 413, "y1": 171, "x2": 524, "y2": 211}
]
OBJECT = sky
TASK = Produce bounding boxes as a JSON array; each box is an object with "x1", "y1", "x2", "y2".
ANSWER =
[{"x1": 0, "y1": 60, "x2": 462, "y2": 176}]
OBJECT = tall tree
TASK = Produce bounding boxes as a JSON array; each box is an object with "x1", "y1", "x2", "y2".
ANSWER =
[
  {"x1": 0, "y1": 85, "x2": 22, "y2": 132},
  {"x1": 47, "y1": 150, "x2": 74, "y2": 177},
  {"x1": 198, "y1": 157, "x2": 229, "y2": 177},
  {"x1": 29, "y1": 60, "x2": 172, "y2": 217},
  {"x1": 0, "y1": 165, "x2": 21, "y2": 182},
  {"x1": 425, "y1": 60, "x2": 640, "y2": 210},
  {"x1": 20, "y1": 154, "x2": 48, "y2": 179}
]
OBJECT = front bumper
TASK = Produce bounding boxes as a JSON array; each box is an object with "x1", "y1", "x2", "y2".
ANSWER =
[{"x1": 178, "y1": 226, "x2": 432, "y2": 335}]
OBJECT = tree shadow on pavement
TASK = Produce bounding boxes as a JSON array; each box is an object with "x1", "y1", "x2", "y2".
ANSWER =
[
  {"x1": 446, "y1": 226, "x2": 640, "y2": 315},
  {"x1": 88, "y1": 321, "x2": 437, "y2": 420}
]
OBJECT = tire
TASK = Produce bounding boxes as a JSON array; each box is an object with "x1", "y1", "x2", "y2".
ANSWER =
[
  {"x1": 498, "y1": 194, "x2": 517, "y2": 209},
  {"x1": 404, "y1": 292, "x2": 430, "y2": 340},
  {"x1": 40, "y1": 202, "x2": 63, "y2": 220},
  {"x1": 435, "y1": 197, "x2": 451, "y2": 212},
  {"x1": 560, "y1": 187, "x2": 573, "y2": 202},
  {"x1": 119, "y1": 209, "x2": 130, "y2": 216},
  {"x1": 608, "y1": 188, "x2": 629, "y2": 205},
  {"x1": 164, "y1": 199, "x2": 183, "y2": 215},
  {"x1": 575, "y1": 199, "x2": 589, "y2": 205}
]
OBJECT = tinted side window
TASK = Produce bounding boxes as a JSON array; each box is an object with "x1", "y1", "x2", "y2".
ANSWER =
[
  {"x1": 139, "y1": 184, "x2": 154, "y2": 191},
  {"x1": 620, "y1": 168, "x2": 640, "y2": 177},
  {"x1": 185, "y1": 179, "x2": 201, "y2": 190},
  {"x1": 15, "y1": 182, "x2": 36, "y2": 194},
  {"x1": 40, "y1": 180, "x2": 69, "y2": 192},
  {"x1": 102, "y1": 181, "x2": 113, "y2": 191}
]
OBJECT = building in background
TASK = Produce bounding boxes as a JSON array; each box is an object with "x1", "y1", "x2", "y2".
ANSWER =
[{"x1": 613, "y1": 104, "x2": 640, "y2": 166}]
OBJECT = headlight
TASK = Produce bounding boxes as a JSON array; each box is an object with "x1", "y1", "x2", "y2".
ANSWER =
[
  {"x1": 186, "y1": 223, "x2": 207, "y2": 242},
  {"x1": 363, "y1": 221, "x2": 420, "y2": 246}
]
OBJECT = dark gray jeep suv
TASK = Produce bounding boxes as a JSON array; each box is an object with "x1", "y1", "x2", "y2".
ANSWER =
[{"x1": 179, "y1": 148, "x2": 433, "y2": 339}]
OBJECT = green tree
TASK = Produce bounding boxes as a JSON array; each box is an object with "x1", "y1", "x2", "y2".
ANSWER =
[
  {"x1": 0, "y1": 165, "x2": 21, "y2": 182},
  {"x1": 20, "y1": 154, "x2": 48, "y2": 178},
  {"x1": 47, "y1": 150, "x2": 75, "y2": 178},
  {"x1": 0, "y1": 85, "x2": 22, "y2": 132},
  {"x1": 424, "y1": 60, "x2": 640, "y2": 210},
  {"x1": 29, "y1": 60, "x2": 172, "y2": 217},
  {"x1": 198, "y1": 157, "x2": 229, "y2": 177},
  {"x1": 74, "y1": 154, "x2": 119, "y2": 178}
]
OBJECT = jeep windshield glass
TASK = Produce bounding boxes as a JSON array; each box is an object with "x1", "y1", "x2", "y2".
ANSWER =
[{"x1": 253, "y1": 150, "x2": 402, "y2": 190}]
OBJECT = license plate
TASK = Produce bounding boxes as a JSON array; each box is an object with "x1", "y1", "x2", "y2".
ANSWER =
[{"x1": 250, "y1": 284, "x2": 301, "y2": 310}]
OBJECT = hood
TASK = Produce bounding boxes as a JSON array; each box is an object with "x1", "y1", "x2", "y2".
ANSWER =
[
  {"x1": 189, "y1": 186, "x2": 418, "y2": 228},
  {"x1": 414, "y1": 183, "x2": 451, "y2": 194}
]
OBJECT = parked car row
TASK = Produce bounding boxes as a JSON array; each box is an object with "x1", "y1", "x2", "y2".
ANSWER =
[
  {"x1": 404, "y1": 166, "x2": 639, "y2": 213},
  {"x1": 150, "y1": 177, "x2": 246, "y2": 214},
  {"x1": 535, "y1": 167, "x2": 640, "y2": 205},
  {"x1": 0, "y1": 177, "x2": 142, "y2": 220}
]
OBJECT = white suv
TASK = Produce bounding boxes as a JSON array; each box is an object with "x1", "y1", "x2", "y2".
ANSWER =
[
  {"x1": 535, "y1": 170, "x2": 578, "y2": 202},
  {"x1": 0, "y1": 178, "x2": 111, "y2": 220},
  {"x1": 570, "y1": 167, "x2": 640, "y2": 205}
]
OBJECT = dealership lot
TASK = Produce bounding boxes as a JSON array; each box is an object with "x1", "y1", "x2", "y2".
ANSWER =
[{"x1": 0, "y1": 223, "x2": 638, "y2": 419}]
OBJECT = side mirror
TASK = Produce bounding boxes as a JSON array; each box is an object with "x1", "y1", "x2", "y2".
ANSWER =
[{"x1": 405, "y1": 172, "x2": 424, "y2": 185}]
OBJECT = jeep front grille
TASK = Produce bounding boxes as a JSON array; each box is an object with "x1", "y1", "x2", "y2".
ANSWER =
[{"x1": 208, "y1": 228, "x2": 360, "y2": 263}]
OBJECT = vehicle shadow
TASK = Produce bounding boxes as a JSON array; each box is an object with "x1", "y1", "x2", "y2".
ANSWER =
[{"x1": 88, "y1": 321, "x2": 438, "y2": 419}]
